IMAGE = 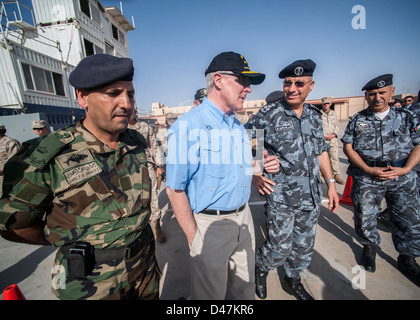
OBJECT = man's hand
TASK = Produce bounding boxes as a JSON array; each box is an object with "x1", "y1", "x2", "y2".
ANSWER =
[
  {"x1": 156, "y1": 166, "x2": 164, "y2": 177},
  {"x1": 326, "y1": 184, "x2": 340, "y2": 213},
  {"x1": 368, "y1": 166, "x2": 410, "y2": 180},
  {"x1": 263, "y1": 150, "x2": 280, "y2": 174},
  {"x1": 252, "y1": 174, "x2": 276, "y2": 195}
]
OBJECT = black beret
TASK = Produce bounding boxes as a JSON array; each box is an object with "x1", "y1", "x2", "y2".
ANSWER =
[
  {"x1": 205, "y1": 51, "x2": 265, "y2": 85},
  {"x1": 362, "y1": 74, "x2": 393, "y2": 91},
  {"x1": 279, "y1": 59, "x2": 316, "y2": 78},
  {"x1": 265, "y1": 90, "x2": 284, "y2": 103},
  {"x1": 69, "y1": 54, "x2": 134, "y2": 90}
]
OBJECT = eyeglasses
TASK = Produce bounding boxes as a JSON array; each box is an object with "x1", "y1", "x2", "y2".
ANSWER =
[
  {"x1": 283, "y1": 80, "x2": 312, "y2": 88},
  {"x1": 218, "y1": 72, "x2": 252, "y2": 88}
]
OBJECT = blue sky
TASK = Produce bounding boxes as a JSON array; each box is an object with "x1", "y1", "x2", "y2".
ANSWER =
[{"x1": 24, "y1": 0, "x2": 420, "y2": 113}]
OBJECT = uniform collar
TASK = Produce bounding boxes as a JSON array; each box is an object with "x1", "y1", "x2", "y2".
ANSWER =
[
  {"x1": 202, "y1": 97, "x2": 237, "y2": 127},
  {"x1": 365, "y1": 107, "x2": 395, "y2": 120},
  {"x1": 282, "y1": 99, "x2": 311, "y2": 118},
  {"x1": 74, "y1": 120, "x2": 135, "y2": 154}
]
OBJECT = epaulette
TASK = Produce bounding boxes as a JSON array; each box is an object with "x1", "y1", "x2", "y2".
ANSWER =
[
  {"x1": 24, "y1": 127, "x2": 75, "y2": 169},
  {"x1": 395, "y1": 106, "x2": 415, "y2": 119},
  {"x1": 256, "y1": 101, "x2": 281, "y2": 116},
  {"x1": 349, "y1": 108, "x2": 368, "y2": 121},
  {"x1": 126, "y1": 128, "x2": 148, "y2": 148},
  {"x1": 307, "y1": 103, "x2": 322, "y2": 115}
]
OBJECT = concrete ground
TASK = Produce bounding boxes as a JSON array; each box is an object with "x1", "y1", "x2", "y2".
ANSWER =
[{"x1": 0, "y1": 120, "x2": 419, "y2": 300}]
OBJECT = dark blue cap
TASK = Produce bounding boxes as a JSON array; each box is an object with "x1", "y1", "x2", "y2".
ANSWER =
[
  {"x1": 279, "y1": 59, "x2": 316, "y2": 78},
  {"x1": 69, "y1": 54, "x2": 134, "y2": 90},
  {"x1": 194, "y1": 88, "x2": 207, "y2": 101},
  {"x1": 205, "y1": 51, "x2": 265, "y2": 85},
  {"x1": 265, "y1": 90, "x2": 284, "y2": 103},
  {"x1": 362, "y1": 74, "x2": 393, "y2": 91}
]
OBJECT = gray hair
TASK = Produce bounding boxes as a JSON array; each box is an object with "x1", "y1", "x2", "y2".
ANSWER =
[{"x1": 206, "y1": 71, "x2": 237, "y2": 94}]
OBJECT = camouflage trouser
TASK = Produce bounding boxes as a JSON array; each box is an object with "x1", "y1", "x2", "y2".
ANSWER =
[
  {"x1": 147, "y1": 164, "x2": 161, "y2": 222},
  {"x1": 327, "y1": 137, "x2": 340, "y2": 176},
  {"x1": 255, "y1": 202, "x2": 320, "y2": 278},
  {"x1": 351, "y1": 171, "x2": 420, "y2": 257},
  {"x1": 52, "y1": 225, "x2": 160, "y2": 300}
]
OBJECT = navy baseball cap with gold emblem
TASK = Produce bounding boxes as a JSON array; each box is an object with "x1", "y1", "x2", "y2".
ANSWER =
[
  {"x1": 204, "y1": 51, "x2": 265, "y2": 85},
  {"x1": 194, "y1": 88, "x2": 207, "y2": 102},
  {"x1": 69, "y1": 54, "x2": 134, "y2": 90},
  {"x1": 279, "y1": 59, "x2": 316, "y2": 78},
  {"x1": 362, "y1": 74, "x2": 393, "y2": 91}
]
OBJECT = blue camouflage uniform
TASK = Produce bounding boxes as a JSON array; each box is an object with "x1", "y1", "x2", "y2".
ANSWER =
[
  {"x1": 341, "y1": 106, "x2": 420, "y2": 257},
  {"x1": 246, "y1": 98, "x2": 329, "y2": 278},
  {"x1": 410, "y1": 102, "x2": 420, "y2": 192}
]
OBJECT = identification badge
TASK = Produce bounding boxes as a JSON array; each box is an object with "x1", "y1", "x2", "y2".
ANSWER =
[
  {"x1": 356, "y1": 122, "x2": 369, "y2": 131},
  {"x1": 56, "y1": 149, "x2": 102, "y2": 185},
  {"x1": 275, "y1": 123, "x2": 294, "y2": 132}
]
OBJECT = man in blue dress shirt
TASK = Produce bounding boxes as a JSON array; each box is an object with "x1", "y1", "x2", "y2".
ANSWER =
[{"x1": 166, "y1": 51, "x2": 279, "y2": 299}]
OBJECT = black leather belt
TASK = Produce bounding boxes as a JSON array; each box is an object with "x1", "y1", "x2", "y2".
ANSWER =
[
  {"x1": 364, "y1": 158, "x2": 407, "y2": 168},
  {"x1": 200, "y1": 204, "x2": 246, "y2": 215}
]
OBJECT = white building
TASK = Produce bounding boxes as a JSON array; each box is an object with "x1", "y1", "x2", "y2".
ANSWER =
[{"x1": 0, "y1": 0, "x2": 134, "y2": 142}]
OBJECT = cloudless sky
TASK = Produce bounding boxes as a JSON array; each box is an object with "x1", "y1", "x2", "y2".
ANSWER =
[{"x1": 27, "y1": 0, "x2": 420, "y2": 113}]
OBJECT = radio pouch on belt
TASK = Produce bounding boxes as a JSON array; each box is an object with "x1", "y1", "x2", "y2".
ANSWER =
[{"x1": 67, "y1": 242, "x2": 95, "y2": 279}]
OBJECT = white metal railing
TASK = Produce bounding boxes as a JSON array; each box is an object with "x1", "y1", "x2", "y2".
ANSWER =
[{"x1": 1, "y1": 1, "x2": 36, "y2": 37}]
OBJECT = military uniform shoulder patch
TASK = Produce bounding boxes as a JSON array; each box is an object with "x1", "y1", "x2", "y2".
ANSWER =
[
  {"x1": 25, "y1": 128, "x2": 75, "y2": 169},
  {"x1": 395, "y1": 106, "x2": 415, "y2": 119},
  {"x1": 127, "y1": 128, "x2": 148, "y2": 148},
  {"x1": 307, "y1": 103, "x2": 322, "y2": 114}
]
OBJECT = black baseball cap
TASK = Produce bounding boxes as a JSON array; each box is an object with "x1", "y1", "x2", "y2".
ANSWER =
[
  {"x1": 194, "y1": 88, "x2": 207, "y2": 102},
  {"x1": 204, "y1": 51, "x2": 265, "y2": 85}
]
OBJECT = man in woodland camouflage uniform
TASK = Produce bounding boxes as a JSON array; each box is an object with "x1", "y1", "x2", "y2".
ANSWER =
[
  {"x1": 342, "y1": 74, "x2": 420, "y2": 286},
  {"x1": 129, "y1": 111, "x2": 166, "y2": 242},
  {"x1": 0, "y1": 54, "x2": 160, "y2": 300}
]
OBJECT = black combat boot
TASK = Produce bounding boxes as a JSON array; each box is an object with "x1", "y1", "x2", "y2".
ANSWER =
[
  {"x1": 282, "y1": 276, "x2": 314, "y2": 300},
  {"x1": 397, "y1": 254, "x2": 420, "y2": 287},
  {"x1": 361, "y1": 243, "x2": 376, "y2": 272},
  {"x1": 255, "y1": 266, "x2": 268, "y2": 299}
]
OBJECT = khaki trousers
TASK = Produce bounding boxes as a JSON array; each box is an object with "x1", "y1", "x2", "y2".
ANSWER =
[
  {"x1": 189, "y1": 204, "x2": 255, "y2": 300},
  {"x1": 147, "y1": 164, "x2": 161, "y2": 222}
]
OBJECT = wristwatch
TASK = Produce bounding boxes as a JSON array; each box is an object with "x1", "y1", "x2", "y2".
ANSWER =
[{"x1": 325, "y1": 178, "x2": 336, "y2": 183}]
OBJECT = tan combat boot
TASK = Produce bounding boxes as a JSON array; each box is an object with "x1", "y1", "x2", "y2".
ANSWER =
[{"x1": 334, "y1": 174, "x2": 344, "y2": 185}]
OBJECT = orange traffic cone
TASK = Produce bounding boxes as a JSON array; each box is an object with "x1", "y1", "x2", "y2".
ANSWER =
[
  {"x1": 3, "y1": 284, "x2": 26, "y2": 300},
  {"x1": 339, "y1": 175, "x2": 354, "y2": 206}
]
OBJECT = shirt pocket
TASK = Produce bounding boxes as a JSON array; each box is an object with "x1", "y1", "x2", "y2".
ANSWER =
[
  {"x1": 353, "y1": 127, "x2": 376, "y2": 150},
  {"x1": 392, "y1": 127, "x2": 413, "y2": 150},
  {"x1": 311, "y1": 128, "x2": 325, "y2": 155},
  {"x1": 201, "y1": 142, "x2": 231, "y2": 178}
]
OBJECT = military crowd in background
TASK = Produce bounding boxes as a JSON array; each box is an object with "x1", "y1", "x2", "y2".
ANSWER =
[{"x1": 0, "y1": 52, "x2": 419, "y2": 301}]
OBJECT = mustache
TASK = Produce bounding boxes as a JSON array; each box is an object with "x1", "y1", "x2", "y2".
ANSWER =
[{"x1": 112, "y1": 109, "x2": 131, "y2": 117}]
